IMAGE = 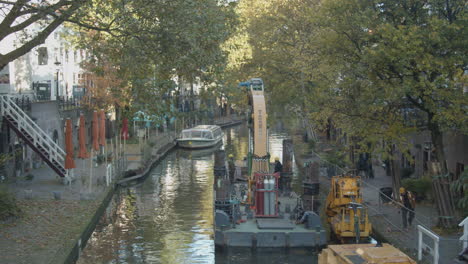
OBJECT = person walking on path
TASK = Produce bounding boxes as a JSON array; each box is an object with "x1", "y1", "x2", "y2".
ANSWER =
[{"x1": 399, "y1": 187, "x2": 416, "y2": 230}]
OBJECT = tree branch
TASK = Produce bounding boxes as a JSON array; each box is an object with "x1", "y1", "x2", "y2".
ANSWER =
[
  {"x1": 0, "y1": 12, "x2": 42, "y2": 41},
  {"x1": 0, "y1": 0, "x2": 27, "y2": 30},
  {"x1": 0, "y1": 0, "x2": 85, "y2": 69}
]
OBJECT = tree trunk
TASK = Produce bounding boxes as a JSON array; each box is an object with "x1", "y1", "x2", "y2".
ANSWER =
[
  {"x1": 428, "y1": 116, "x2": 457, "y2": 227},
  {"x1": 389, "y1": 145, "x2": 401, "y2": 201}
]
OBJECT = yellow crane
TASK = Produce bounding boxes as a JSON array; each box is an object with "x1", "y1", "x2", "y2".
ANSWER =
[
  {"x1": 321, "y1": 175, "x2": 417, "y2": 263},
  {"x1": 240, "y1": 78, "x2": 270, "y2": 205},
  {"x1": 325, "y1": 174, "x2": 372, "y2": 243},
  {"x1": 240, "y1": 78, "x2": 279, "y2": 217}
]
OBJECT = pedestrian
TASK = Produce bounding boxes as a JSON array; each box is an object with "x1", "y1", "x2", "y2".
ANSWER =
[
  {"x1": 399, "y1": 187, "x2": 416, "y2": 230},
  {"x1": 274, "y1": 157, "x2": 285, "y2": 192},
  {"x1": 274, "y1": 157, "x2": 283, "y2": 173}
]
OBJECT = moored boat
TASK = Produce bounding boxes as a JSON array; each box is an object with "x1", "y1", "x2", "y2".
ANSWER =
[{"x1": 177, "y1": 125, "x2": 224, "y2": 149}]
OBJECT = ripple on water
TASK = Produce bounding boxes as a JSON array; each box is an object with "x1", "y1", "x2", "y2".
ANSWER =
[{"x1": 78, "y1": 125, "x2": 316, "y2": 264}]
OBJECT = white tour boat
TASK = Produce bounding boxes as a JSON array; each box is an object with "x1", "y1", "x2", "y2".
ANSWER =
[{"x1": 177, "y1": 125, "x2": 224, "y2": 149}]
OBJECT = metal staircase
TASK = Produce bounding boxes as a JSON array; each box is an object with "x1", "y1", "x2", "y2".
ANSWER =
[{"x1": 0, "y1": 96, "x2": 68, "y2": 179}]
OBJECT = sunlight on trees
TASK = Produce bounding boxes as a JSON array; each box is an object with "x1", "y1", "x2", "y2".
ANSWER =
[{"x1": 222, "y1": 0, "x2": 467, "y2": 226}]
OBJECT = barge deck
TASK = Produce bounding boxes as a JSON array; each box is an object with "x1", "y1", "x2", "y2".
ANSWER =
[
  {"x1": 215, "y1": 185, "x2": 327, "y2": 248},
  {"x1": 216, "y1": 218, "x2": 326, "y2": 248}
]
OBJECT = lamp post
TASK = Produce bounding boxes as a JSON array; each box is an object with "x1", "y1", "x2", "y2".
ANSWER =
[{"x1": 54, "y1": 60, "x2": 61, "y2": 100}]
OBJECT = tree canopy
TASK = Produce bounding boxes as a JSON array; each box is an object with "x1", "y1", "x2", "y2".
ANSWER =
[
  {"x1": 67, "y1": 0, "x2": 237, "y2": 118},
  {"x1": 3, "y1": 0, "x2": 466, "y2": 225},
  {"x1": 223, "y1": 0, "x2": 467, "y2": 225}
]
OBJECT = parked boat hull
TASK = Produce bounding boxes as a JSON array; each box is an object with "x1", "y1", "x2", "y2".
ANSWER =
[{"x1": 177, "y1": 138, "x2": 223, "y2": 149}]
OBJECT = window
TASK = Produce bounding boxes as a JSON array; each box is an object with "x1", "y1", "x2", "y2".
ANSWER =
[
  {"x1": 252, "y1": 84, "x2": 263, "y2": 91},
  {"x1": 54, "y1": 48, "x2": 59, "y2": 63},
  {"x1": 65, "y1": 49, "x2": 68, "y2": 63},
  {"x1": 182, "y1": 131, "x2": 191, "y2": 138},
  {"x1": 251, "y1": 80, "x2": 263, "y2": 91},
  {"x1": 191, "y1": 131, "x2": 202, "y2": 138},
  {"x1": 38, "y1": 47, "x2": 48, "y2": 65},
  {"x1": 213, "y1": 128, "x2": 221, "y2": 138},
  {"x1": 202, "y1": 131, "x2": 212, "y2": 139}
]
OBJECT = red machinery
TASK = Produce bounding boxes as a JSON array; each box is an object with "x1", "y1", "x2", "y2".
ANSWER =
[{"x1": 254, "y1": 172, "x2": 280, "y2": 217}]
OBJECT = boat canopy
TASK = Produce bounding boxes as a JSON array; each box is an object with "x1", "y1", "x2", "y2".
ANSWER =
[{"x1": 180, "y1": 125, "x2": 222, "y2": 140}]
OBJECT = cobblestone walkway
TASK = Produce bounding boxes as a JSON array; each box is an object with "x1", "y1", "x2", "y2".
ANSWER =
[
  {"x1": 0, "y1": 130, "x2": 174, "y2": 264},
  {"x1": 292, "y1": 131, "x2": 463, "y2": 264}
]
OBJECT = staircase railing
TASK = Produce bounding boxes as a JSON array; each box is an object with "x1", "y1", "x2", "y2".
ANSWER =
[{"x1": 0, "y1": 96, "x2": 66, "y2": 172}]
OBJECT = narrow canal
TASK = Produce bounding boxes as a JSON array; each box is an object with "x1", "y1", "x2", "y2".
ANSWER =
[{"x1": 78, "y1": 124, "x2": 318, "y2": 264}]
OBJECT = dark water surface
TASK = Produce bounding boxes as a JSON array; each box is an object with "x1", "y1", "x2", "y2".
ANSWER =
[{"x1": 78, "y1": 124, "x2": 317, "y2": 264}]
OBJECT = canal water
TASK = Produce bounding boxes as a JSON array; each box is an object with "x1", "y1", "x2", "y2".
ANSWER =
[{"x1": 78, "y1": 124, "x2": 318, "y2": 264}]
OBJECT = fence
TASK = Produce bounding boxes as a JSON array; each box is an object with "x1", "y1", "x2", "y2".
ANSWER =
[
  {"x1": 361, "y1": 176, "x2": 466, "y2": 264},
  {"x1": 307, "y1": 148, "x2": 465, "y2": 263},
  {"x1": 461, "y1": 217, "x2": 468, "y2": 248},
  {"x1": 58, "y1": 97, "x2": 84, "y2": 111},
  {"x1": 12, "y1": 96, "x2": 32, "y2": 111},
  {"x1": 418, "y1": 225, "x2": 440, "y2": 264}
]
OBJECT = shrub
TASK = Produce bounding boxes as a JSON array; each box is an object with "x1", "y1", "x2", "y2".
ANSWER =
[
  {"x1": 0, "y1": 187, "x2": 21, "y2": 220},
  {"x1": 402, "y1": 177, "x2": 432, "y2": 201}
]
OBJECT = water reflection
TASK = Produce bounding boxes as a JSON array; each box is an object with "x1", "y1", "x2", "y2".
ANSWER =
[
  {"x1": 78, "y1": 124, "x2": 317, "y2": 264},
  {"x1": 79, "y1": 149, "x2": 215, "y2": 264},
  {"x1": 223, "y1": 125, "x2": 248, "y2": 161}
]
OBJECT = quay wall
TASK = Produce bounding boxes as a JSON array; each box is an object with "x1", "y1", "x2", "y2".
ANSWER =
[
  {"x1": 56, "y1": 118, "x2": 242, "y2": 264},
  {"x1": 54, "y1": 141, "x2": 176, "y2": 264}
]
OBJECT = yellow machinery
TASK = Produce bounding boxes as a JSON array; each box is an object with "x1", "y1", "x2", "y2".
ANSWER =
[
  {"x1": 240, "y1": 78, "x2": 271, "y2": 206},
  {"x1": 248, "y1": 78, "x2": 268, "y2": 158},
  {"x1": 326, "y1": 174, "x2": 372, "y2": 242},
  {"x1": 319, "y1": 243, "x2": 417, "y2": 264}
]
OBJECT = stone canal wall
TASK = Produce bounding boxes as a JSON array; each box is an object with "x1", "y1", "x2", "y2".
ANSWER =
[
  {"x1": 0, "y1": 114, "x2": 244, "y2": 264},
  {"x1": 59, "y1": 118, "x2": 243, "y2": 263},
  {"x1": 58, "y1": 140, "x2": 177, "y2": 264},
  {"x1": 53, "y1": 184, "x2": 117, "y2": 264},
  {"x1": 0, "y1": 132, "x2": 176, "y2": 264}
]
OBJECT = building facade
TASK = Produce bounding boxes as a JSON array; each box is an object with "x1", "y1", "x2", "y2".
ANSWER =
[
  {"x1": 0, "y1": 25, "x2": 86, "y2": 100},
  {"x1": 0, "y1": 25, "x2": 87, "y2": 180}
]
